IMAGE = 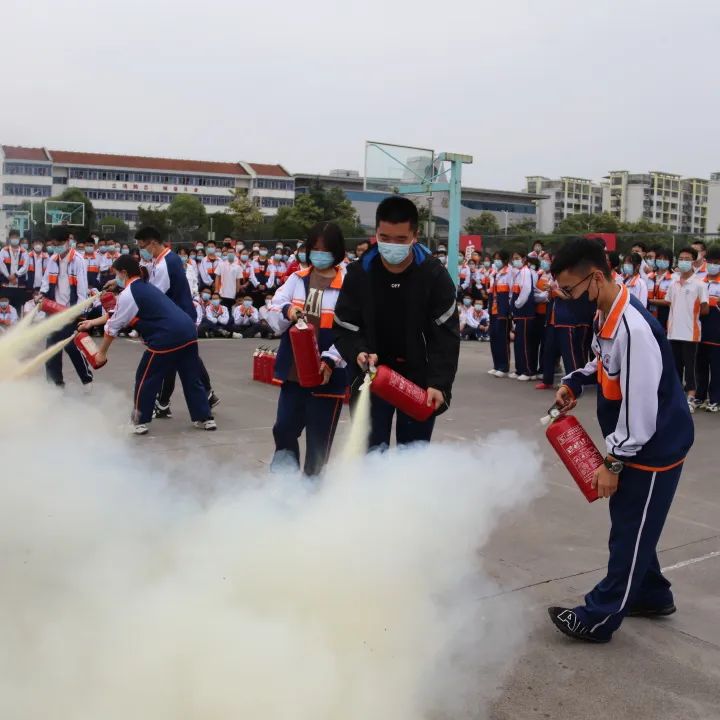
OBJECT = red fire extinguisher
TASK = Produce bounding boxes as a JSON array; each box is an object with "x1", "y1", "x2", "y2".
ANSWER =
[
  {"x1": 73, "y1": 332, "x2": 107, "y2": 369},
  {"x1": 370, "y1": 365, "x2": 435, "y2": 422},
  {"x1": 289, "y1": 318, "x2": 323, "y2": 387},
  {"x1": 99, "y1": 291, "x2": 116, "y2": 313},
  {"x1": 252, "y1": 348, "x2": 262, "y2": 382},
  {"x1": 40, "y1": 298, "x2": 68, "y2": 315},
  {"x1": 544, "y1": 408, "x2": 602, "y2": 503}
]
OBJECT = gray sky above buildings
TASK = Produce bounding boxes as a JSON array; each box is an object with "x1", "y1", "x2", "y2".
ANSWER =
[{"x1": 2, "y1": 0, "x2": 718, "y2": 190}]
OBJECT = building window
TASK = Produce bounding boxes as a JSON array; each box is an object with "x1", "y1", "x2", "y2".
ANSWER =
[
  {"x1": 2, "y1": 183, "x2": 52, "y2": 197},
  {"x1": 3, "y1": 163, "x2": 50, "y2": 176}
]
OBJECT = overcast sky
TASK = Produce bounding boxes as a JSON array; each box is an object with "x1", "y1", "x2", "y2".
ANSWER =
[{"x1": 2, "y1": 0, "x2": 718, "y2": 190}]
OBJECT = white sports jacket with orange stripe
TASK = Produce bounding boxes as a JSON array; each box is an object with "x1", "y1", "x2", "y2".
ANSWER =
[{"x1": 562, "y1": 285, "x2": 693, "y2": 470}]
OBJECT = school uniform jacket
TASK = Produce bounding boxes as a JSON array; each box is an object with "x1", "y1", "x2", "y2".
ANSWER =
[
  {"x1": 511, "y1": 265, "x2": 535, "y2": 319},
  {"x1": 40, "y1": 249, "x2": 88, "y2": 304},
  {"x1": 26, "y1": 251, "x2": 49, "y2": 288},
  {"x1": 701, "y1": 276, "x2": 720, "y2": 346},
  {"x1": 106, "y1": 278, "x2": 197, "y2": 351},
  {"x1": 149, "y1": 248, "x2": 196, "y2": 321},
  {"x1": 0, "y1": 247, "x2": 29, "y2": 283},
  {"x1": 489, "y1": 266, "x2": 512, "y2": 318},
  {"x1": 562, "y1": 285, "x2": 694, "y2": 470},
  {"x1": 270, "y1": 266, "x2": 347, "y2": 395}
]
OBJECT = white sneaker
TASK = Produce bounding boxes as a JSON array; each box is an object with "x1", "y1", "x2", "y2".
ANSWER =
[
  {"x1": 82, "y1": 382, "x2": 93, "y2": 395},
  {"x1": 193, "y1": 419, "x2": 217, "y2": 431},
  {"x1": 531, "y1": 374, "x2": 542, "y2": 380},
  {"x1": 705, "y1": 402, "x2": 719, "y2": 413},
  {"x1": 687, "y1": 399, "x2": 695, "y2": 414},
  {"x1": 133, "y1": 423, "x2": 149, "y2": 435},
  {"x1": 517, "y1": 374, "x2": 531, "y2": 381},
  {"x1": 232, "y1": 332, "x2": 244, "y2": 339},
  {"x1": 494, "y1": 371, "x2": 507, "y2": 378},
  {"x1": 487, "y1": 369, "x2": 498, "y2": 376},
  {"x1": 129, "y1": 330, "x2": 139, "y2": 338},
  {"x1": 508, "y1": 372, "x2": 518, "y2": 379}
]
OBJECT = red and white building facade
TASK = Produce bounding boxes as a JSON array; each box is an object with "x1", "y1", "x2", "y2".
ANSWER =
[{"x1": 1, "y1": 145, "x2": 294, "y2": 230}]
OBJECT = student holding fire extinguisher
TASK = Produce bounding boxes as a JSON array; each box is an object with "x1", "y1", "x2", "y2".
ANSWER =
[
  {"x1": 547, "y1": 237, "x2": 694, "y2": 644},
  {"x1": 333, "y1": 196, "x2": 460, "y2": 450},
  {"x1": 268, "y1": 222, "x2": 348, "y2": 477}
]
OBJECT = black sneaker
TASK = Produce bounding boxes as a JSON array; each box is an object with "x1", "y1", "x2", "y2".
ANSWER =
[
  {"x1": 208, "y1": 391, "x2": 220, "y2": 408},
  {"x1": 153, "y1": 402, "x2": 173, "y2": 419},
  {"x1": 547, "y1": 607, "x2": 610, "y2": 644},
  {"x1": 626, "y1": 603, "x2": 676, "y2": 618}
]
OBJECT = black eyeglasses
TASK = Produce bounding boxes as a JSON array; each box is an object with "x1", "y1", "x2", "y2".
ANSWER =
[{"x1": 558, "y1": 272, "x2": 594, "y2": 300}]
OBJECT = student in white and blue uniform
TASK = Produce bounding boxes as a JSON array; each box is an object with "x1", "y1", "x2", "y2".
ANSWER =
[
  {"x1": 79, "y1": 255, "x2": 216, "y2": 436},
  {"x1": 546, "y1": 238, "x2": 693, "y2": 644}
]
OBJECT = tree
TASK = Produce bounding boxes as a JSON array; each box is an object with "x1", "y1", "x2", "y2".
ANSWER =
[
  {"x1": 305, "y1": 181, "x2": 364, "y2": 237},
  {"x1": 619, "y1": 218, "x2": 670, "y2": 234},
  {"x1": 273, "y1": 194, "x2": 322, "y2": 239},
  {"x1": 554, "y1": 212, "x2": 620, "y2": 234},
  {"x1": 96, "y1": 214, "x2": 130, "y2": 242},
  {"x1": 506, "y1": 220, "x2": 537, "y2": 236},
  {"x1": 227, "y1": 188, "x2": 264, "y2": 239},
  {"x1": 167, "y1": 194, "x2": 207, "y2": 242},
  {"x1": 137, "y1": 205, "x2": 172, "y2": 239},
  {"x1": 465, "y1": 211, "x2": 500, "y2": 235}
]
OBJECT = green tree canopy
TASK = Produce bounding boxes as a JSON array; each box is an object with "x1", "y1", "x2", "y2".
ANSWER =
[
  {"x1": 465, "y1": 211, "x2": 500, "y2": 235},
  {"x1": 227, "y1": 188, "x2": 264, "y2": 239},
  {"x1": 137, "y1": 205, "x2": 172, "y2": 239},
  {"x1": 167, "y1": 194, "x2": 207, "y2": 240},
  {"x1": 273, "y1": 194, "x2": 323, "y2": 239},
  {"x1": 96, "y1": 214, "x2": 130, "y2": 242},
  {"x1": 554, "y1": 212, "x2": 620, "y2": 234}
]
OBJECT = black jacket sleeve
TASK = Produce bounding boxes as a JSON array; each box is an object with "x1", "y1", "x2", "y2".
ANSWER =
[
  {"x1": 333, "y1": 263, "x2": 371, "y2": 367},
  {"x1": 424, "y1": 263, "x2": 460, "y2": 397}
]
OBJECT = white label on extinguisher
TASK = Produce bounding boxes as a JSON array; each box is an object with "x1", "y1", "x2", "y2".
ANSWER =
[
  {"x1": 79, "y1": 336, "x2": 97, "y2": 353},
  {"x1": 388, "y1": 371, "x2": 424, "y2": 404},
  {"x1": 557, "y1": 425, "x2": 603, "y2": 486}
]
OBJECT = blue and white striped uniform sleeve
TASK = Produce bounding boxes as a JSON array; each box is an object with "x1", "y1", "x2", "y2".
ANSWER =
[
  {"x1": 105, "y1": 287, "x2": 138, "y2": 337},
  {"x1": 151, "y1": 258, "x2": 171, "y2": 294},
  {"x1": 513, "y1": 267, "x2": 533, "y2": 309},
  {"x1": 268, "y1": 273, "x2": 298, "y2": 335},
  {"x1": 562, "y1": 356, "x2": 598, "y2": 398},
  {"x1": 74, "y1": 256, "x2": 88, "y2": 301},
  {"x1": 605, "y1": 317, "x2": 662, "y2": 458}
]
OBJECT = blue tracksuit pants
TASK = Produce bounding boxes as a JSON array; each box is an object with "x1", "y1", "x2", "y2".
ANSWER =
[
  {"x1": 271, "y1": 380, "x2": 344, "y2": 477},
  {"x1": 367, "y1": 393, "x2": 436, "y2": 451},
  {"x1": 513, "y1": 317, "x2": 536, "y2": 376},
  {"x1": 490, "y1": 316, "x2": 510, "y2": 372},
  {"x1": 134, "y1": 341, "x2": 210, "y2": 424},
  {"x1": 45, "y1": 320, "x2": 94, "y2": 386},
  {"x1": 574, "y1": 463, "x2": 682, "y2": 640}
]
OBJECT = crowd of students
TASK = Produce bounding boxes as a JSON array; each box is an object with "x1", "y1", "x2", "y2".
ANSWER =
[{"x1": 454, "y1": 238, "x2": 719, "y2": 414}]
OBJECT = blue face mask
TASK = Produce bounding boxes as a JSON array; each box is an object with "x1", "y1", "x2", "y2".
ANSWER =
[
  {"x1": 243, "y1": 299, "x2": 253, "y2": 307},
  {"x1": 512, "y1": 259, "x2": 523, "y2": 269},
  {"x1": 656, "y1": 259, "x2": 670, "y2": 271},
  {"x1": 707, "y1": 263, "x2": 720, "y2": 276},
  {"x1": 645, "y1": 258, "x2": 656, "y2": 269},
  {"x1": 274, "y1": 253, "x2": 282, "y2": 261},
  {"x1": 678, "y1": 260, "x2": 693, "y2": 273},
  {"x1": 240, "y1": 254, "x2": 249, "y2": 262},
  {"x1": 623, "y1": 264, "x2": 634, "y2": 276},
  {"x1": 462, "y1": 298, "x2": 472, "y2": 306},
  {"x1": 180, "y1": 256, "x2": 188, "y2": 265},
  {"x1": 211, "y1": 298, "x2": 220, "y2": 307},
  {"x1": 201, "y1": 293, "x2": 211, "y2": 301},
  {"x1": 309, "y1": 250, "x2": 335, "y2": 269},
  {"x1": 227, "y1": 254, "x2": 235, "y2": 263},
  {"x1": 493, "y1": 259, "x2": 503, "y2": 270},
  {"x1": 483, "y1": 260, "x2": 491, "y2": 268},
  {"x1": 121, "y1": 248, "x2": 130, "y2": 255},
  {"x1": 540, "y1": 260, "x2": 551, "y2": 271},
  {"x1": 115, "y1": 274, "x2": 126, "y2": 289},
  {"x1": 377, "y1": 241, "x2": 412, "y2": 265},
  {"x1": 139, "y1": 248, "x2": 152, "y2": 262},
  {"x1": 298, "y1": 252, "x2": 307, "y2": 263}
]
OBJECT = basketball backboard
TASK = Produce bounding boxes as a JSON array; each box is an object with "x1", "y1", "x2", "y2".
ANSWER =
[
  {"x1": 364, "y1": 141, "x2": 437, "y2": 192},
  {"x1": 5, "y1": 210, "x2": 30, "y2": 237},
  {"x1": 45, "y1": 200, "x2": 85, "y2": 227}
]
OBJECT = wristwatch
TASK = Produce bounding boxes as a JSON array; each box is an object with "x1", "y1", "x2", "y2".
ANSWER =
[{"x1": 603, "y1": 456, "x2": 624, "y2": 474}]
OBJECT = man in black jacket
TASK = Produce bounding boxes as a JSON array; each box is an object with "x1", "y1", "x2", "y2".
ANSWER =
[{"x1": 333, "y1": 196, "x2": 460, "y2": 449}]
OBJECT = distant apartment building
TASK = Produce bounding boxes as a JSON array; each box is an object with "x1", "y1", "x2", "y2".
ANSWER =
[
  {"x1": 706, "y1": 173, "x2": 720, "y2": 236},
  {"x1": 1, "y1": 145, "x2": 294, "y2": 230},
  {"x1": 603, "y1": 170, "x2": 708, "y2": 234},
  {"x1": 525, "y1": 176, "x2": 603, "y2": 233}
]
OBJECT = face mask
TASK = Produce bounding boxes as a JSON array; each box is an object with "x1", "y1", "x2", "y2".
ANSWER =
[
  {"x1": 33, "y1": 243, "x2": 43, "y2": 252},
  {"x1": 227, "y1": 254, "x2": 235, "y2": 263},
  {"x1": 10, "y1": 238, "x2": 20, "y2": 247},
  {"x1": 298, "y1": 252, "x2": 307, "y2": 263},
  {"x1": 69, "y1": 240, "x2": 77, "y2": 248},
  {"x1": 540, "y1": 260, "x2": 551, "y2": 271},
  {"x1": 236, "y1": 244, "x2": 245, "y2": 251},
  {"x1": 259, "y1": 249, "x2": 268, "y2": 257},
  {"x1": 274, "y1": 253, "x2": 282, "y2": 261},
  {"x1": 180, "y1": 256, "x2": 188, "y2": 265},
  {"x1": 240, "y1": 254, "x2": 249, "y2": 262},
  {"x1": 483, "y1": 261, "x2": 491, "y2": 268},
  {"x1": 56, "y1": 244, "x2": 68, "y2": 255},
  {"x1": 139, "y1": 248, "x2": 152, "y2": 261},
  {"x1": 196, "y1": 245, "x2": 204, "y2": 251},
  {"x1": 201, "y1": 293, "x2": 211, "y2": 301},
  {"x1": 121, "y1": 248, "x2": 130, "y2": 255},
  {"x1": 310, "y1": 250, "x2": 335, "y2": 269},
  {"x1": 253, "y1": 246, "x2": 261, "y2": 252},
  {"x1": 462, "y1": 298, "x2": 472, "y2": 306},
  {"x1": 493, "y1": 259, "x2": 503, "y2": 270},
  {"x1": 533, "y1": 246, "x2": 542, "y2": 253},
  {"x1": 475, "y1": 304, "x2": 483, "y2": 311},
  {"x1": 21, "y1": 242, "x2": 28, "y2": 250},
  {"x1": 76, "y1": 248, "x2": 85, "y2": 256},
  {"x1": 656, "y1": 259, "x2": 669, "y2": 271},
  {"x1": 678, "y1": 260, "x2": 693, "y2": 273},
  {"x1": 114, "y1": 246, "x2": 121, "y2": 253},
  {"x1": 265, "y1": 299, "x2": 272, "y2": 306},
  {"x1": 190, "y1": 253, "x2": 196, "y2": 260},
  {"x1": 243, "y1": 300, "x2": 253, "y2": 308},
  {"x1": 646, "y1": 258, "x2": 656, "y2": 269},
  {"x1": 97, "y1": 246, "x2": 106, "y2": 253},
  {"x1": 0, "y1": 301, "x2": 8, "y2": 308},
  {"x1": 207, "y1": 247, "x2": 216, "y2": 256},
  {"x1": 347, "y1": 253, "x2": 356, "y2": 261},
  {"x1": 512, "y1": 259, "x2": 523, "y2": 269},
  {"x1": 115, "y1": 274, "x2": 126, "y2": 289},
  {"x1": 221, "y1": 254, "x2": 228, "y2": 261},
  {"x1": 211, "y1": 298, "x2": 220, "y2": 307},
  {"x1": 377, "y1": 241, "x2": 412, "y2": 265},
  {"x1": 706, "y1": 264, "x2": 720, "y2": 276},
  {"x1": 623, "y1": 264, "x2": 634, "y2": 276}
]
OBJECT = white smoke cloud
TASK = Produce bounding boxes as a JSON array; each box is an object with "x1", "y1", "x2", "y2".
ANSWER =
[{"x1": 0, "y1": 376, "x2": 545, "y2": 720}]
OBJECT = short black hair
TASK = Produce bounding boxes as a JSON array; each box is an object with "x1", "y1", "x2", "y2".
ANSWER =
[
  {"x1": 135, "y1": 226, "x2": 162, "y2": 243},
  {"x1": 626, "y1": 252, "x2": 642, "y2": 269},
  {"x1": 306, "y1": 221, "x2": 346, "y2": 266},
  {"x1": 607, "y1": 251, "x2": 621, "y2": 270},
  {"x1": 50, "y1": 226, "x2": 71, "y2": 242},
  {"x1": 112, "y1": 254, "x2": 141, "y2": 277},
  {"x1": 493, "y1": 249, "x2": 509, "y2": 264},
  {"x1": 691, "y1": 240, "x2": 707, "y2": 250},
  {"x1": 706, "y1": 246, "x2": 720, "y2": 262},
  {"x1": 355, "y1": 240, "x2": 370, "y2": 250},
  {"x1": 631, "y1": 241, "x2": 647, "y2": 252},
  {"x1": 376, "y1": 196, "x2": 419, "y2": 232},
  {"x1": 677, "y1": 246, "x2": 698, "y2": 260},
  {"x1": 527, "y1": 256, "x2": 540, "y2": 270},
  {"x1": 8, "y1": 229, "x2": 19, "y2": 238},
  {"x1": 655, "y1": 247, "x2": 673, "y2": 260},
  {"x1": 550, "y1": 237, "x2": 611, "y2": 279}
]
